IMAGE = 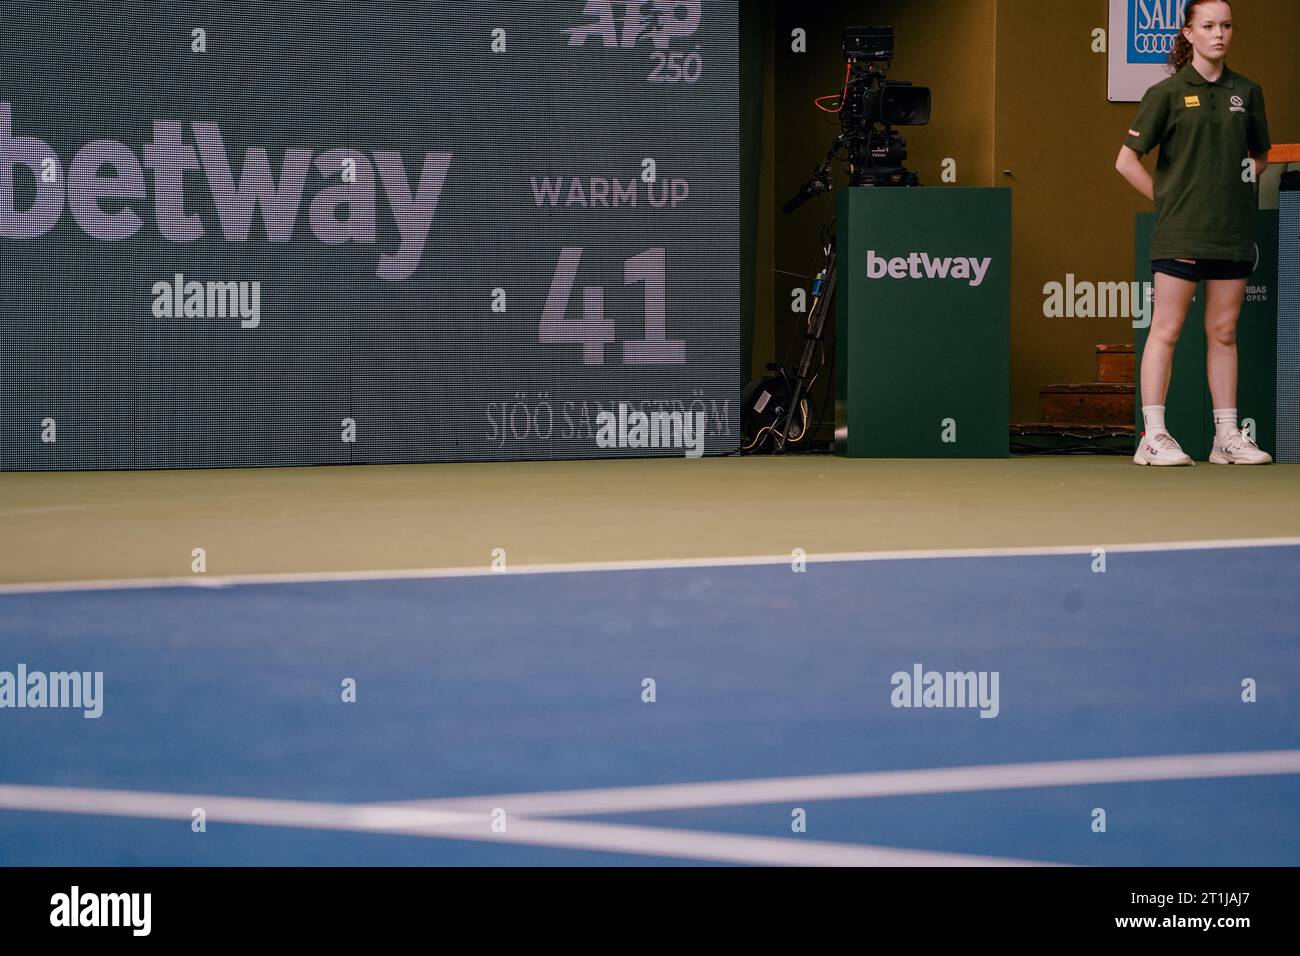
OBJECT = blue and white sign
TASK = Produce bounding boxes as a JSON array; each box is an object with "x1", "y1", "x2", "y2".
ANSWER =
[
  {"x1": 1128, "y1": 0, "x2": 1182, "y2": 62},
  {"x1": 1109, "y1": 0, "x2": 1185, "y2": 101}
]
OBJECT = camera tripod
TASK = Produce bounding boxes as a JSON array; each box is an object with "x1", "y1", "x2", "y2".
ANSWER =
[{"x1": 772, "y1": 233, "x2": 837, "y2": 453}]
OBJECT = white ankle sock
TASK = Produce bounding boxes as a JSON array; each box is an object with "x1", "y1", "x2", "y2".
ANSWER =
[
  {"x1": 1142, "y1": 405, "x2": 1168, "y2": 436},
  {"x1": 1213, "y1": 408, "x2": 1238, "y2": 441}
]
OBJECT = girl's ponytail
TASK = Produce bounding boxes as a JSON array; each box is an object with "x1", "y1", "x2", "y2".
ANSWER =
[{"x1": 1169, "y1": 29, "x2": 1194, "y2": 72}]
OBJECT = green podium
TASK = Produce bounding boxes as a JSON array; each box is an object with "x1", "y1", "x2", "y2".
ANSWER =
[
  {"x1": 835, "y1": 187, "x2": 1011, "y2": 458},
  {"x1": 1133, "y1": 212, "x2": 1278, "y2": 461}
]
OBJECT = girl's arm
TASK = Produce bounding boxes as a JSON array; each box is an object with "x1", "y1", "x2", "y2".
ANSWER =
[
  {"x1": 1249, "y1": 152, "x2": 1269, "y2": 178},
  {"x1": 1115, "y1": 145, "x2": 1154, "y2": 202}
]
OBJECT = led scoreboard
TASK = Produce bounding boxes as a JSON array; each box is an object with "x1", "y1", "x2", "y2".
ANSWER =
[{"x1": 0, "y1": 1, "x2": 741, "y2": 469}]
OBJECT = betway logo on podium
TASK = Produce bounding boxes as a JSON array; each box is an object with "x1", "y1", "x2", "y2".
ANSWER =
[{"x1": 865, "y1": 249, "x2": 992, "y2": 287}]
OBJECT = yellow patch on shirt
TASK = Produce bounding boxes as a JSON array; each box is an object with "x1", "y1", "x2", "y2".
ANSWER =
[{"x1": 1184, "y1": 95, "x2": 1201, "y2": 107}]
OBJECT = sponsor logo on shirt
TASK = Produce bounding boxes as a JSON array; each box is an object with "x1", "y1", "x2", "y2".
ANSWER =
[
  {"x1": 1128, "y1": 128, "x2": 1142, "y2": 137},
  {"x1": 1184, "y1": 95, "x2": 1201, "y2": 108},
  {"x1": 1230, "y1": 95, "x2": 1246, "y2": 113}
]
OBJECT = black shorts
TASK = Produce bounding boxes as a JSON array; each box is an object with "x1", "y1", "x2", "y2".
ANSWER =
[{"x1": 1151, "y1": 258, "x2": 1254, "y2": 282}]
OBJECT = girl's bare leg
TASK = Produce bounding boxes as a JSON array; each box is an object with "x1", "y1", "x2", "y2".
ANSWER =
[
  {"x1": 1140, "y1": 271, "x2": 1198, "y2": 407},
  {"x1": 1203, "y1": 277, "x2": 1248, "y2": 409}
]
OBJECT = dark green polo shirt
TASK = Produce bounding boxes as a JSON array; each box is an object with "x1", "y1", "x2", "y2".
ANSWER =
[{"x1": 1124, "y1": 62, "x2": 1271, "y2": 261}]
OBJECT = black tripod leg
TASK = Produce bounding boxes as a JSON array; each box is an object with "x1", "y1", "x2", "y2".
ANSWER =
[{"x1": 775, "y1": 243, "x2": 837, "y2": 451}]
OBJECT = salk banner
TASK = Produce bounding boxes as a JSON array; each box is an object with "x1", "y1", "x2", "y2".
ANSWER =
[{"x1": 1107, "y1": 0, "x2": 1185, "y2": 102}]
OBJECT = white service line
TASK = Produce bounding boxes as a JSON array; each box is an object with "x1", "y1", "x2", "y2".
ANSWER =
[
  {"x1": 374, "y1": 750, "x2": 1300, "y2": 818},
  {"x1": 0, "y1": 784, "x2": 485, "y2": 830},
  {"x1": 1, "y1": 536, "x2": 1298, "y2": 594},
  {"x1": 0, "y1": 783, "x2": 1048, "y2": 867},
  {"x1": 417, "y1": 817, "x2": 1052, "y2": 867},
  {"x1": 6, "y1": 750, "x2": 1295, "y2": 865}
]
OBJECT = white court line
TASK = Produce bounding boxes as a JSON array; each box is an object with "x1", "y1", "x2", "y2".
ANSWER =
[
  {"x1": 3, "y1": 750, "x2": 1293, "y2": 865},
  {"x1": 0, "y1": 785, "x2": 484, "y2": 830},
  {"x1": 413, "y1": 817, "x2": 1052, "y2": 867},
  {"x1": 0, "y1": 784, "x2": 1048, "y2": 867},
  {"x1": 376, "y1": 751, "x2": 1300, "y2": 818},
  {"x1": 2, "y1": 535, "x2": 1298, "y2": 595}
]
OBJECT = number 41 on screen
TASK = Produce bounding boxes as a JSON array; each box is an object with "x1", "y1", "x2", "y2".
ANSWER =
[{"x1": 539, "y1": 246, "x2": 685, "y2": 366}]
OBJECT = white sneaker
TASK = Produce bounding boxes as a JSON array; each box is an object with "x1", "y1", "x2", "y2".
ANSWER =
[
  {"x1": 1209, "y1": 429, "x2": 1273, "y2": 465},
  {"x1": 1134, "y1": 430, "x2": 1194, "y2": 466}
]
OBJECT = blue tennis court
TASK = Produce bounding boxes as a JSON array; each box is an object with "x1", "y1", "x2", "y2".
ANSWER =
[{"x1": 2, "y1": 543, "x2": 1298, "y2": 866}]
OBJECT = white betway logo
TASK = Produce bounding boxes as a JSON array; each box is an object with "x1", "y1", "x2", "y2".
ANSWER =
[
  {"x1": 866, "y1": 250, "x2": 992, "y2": 287},
  {"x1": 50, "y1": 886, "x2": 151, "y2": 936},
  {"x1": 595, "y1": 402, "x2": 705, "y2": 457}
]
